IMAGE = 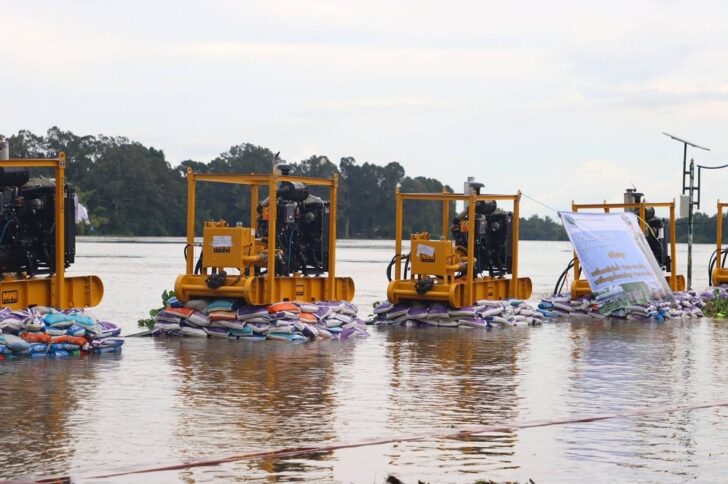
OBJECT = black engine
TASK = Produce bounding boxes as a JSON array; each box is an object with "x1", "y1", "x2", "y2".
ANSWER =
[
  {"x1": 257, "y1": 165, "x2": 330, "y2": 276},
  {"x1": 624, "y1": 188, "x2": 670, "y2": 270},
  {"x1": 0, "y1": 168, "x2": 75, "y2": 276},
  {"x1": 450, "y1": 182, "x2": 513, "y2": 278}
]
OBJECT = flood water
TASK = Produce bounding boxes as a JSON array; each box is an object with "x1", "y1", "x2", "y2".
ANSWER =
[{"x1": 2, "y1": 239, "x2": 728, "y2": 483}]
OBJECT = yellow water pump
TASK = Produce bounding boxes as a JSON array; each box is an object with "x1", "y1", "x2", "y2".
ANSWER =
[
  {"x1": 0, "y1": 148, "x2": 103, "y2": 309},
  {"x1": 386, "y1": 182, "x2": 532, "y2": 308},
  {"x1": 174, "y1": 168, "x2": 354, "y2": 305}
]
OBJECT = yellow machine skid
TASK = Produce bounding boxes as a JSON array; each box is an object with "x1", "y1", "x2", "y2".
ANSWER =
[
  {"x1": 712, "y1": 201, "x2": 728, "y2": 286},
  {"x1": 0, "y1": 276, "x2": 103, "y2": 310},
  {"x1": 712, "y1": 268, "x2": 728, "y2": 286},
  {"x1": 174, "y1": 274, "x2": 355, "y2": 305},
  {"x1": 387, "y1": 277, "x2": 532, "y2": 308}
]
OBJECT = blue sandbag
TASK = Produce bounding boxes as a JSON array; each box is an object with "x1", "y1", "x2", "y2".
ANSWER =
[
  {"x1": 43, "y1": 313, "x2": 73, "y2": 325},
  {"x1": 167, "y1": 296, "x2": 183, "y2": 308},
  {"x1": 228, "y1": 326, "x2": 254, "y2": 337},
  {"x1": 29, "y1": 343, "x2": 48, "y2": 353},
  {"x1": 207, "y1": 299, "x2": 235, "y2": 312},
  {"x1": 52, "y1": 350, "x2": 70, "y2": 357},
  {"x1": 70, "y1": 314, "x2": 95, "y2": 327},
  {"x1": 3, "y1": 334, "x2": 30, "y2": 353},
  {"x1": 66, "y1": 325, "x2": 86, "y2": 337},
  {"x1": 50, "y1": 343, "x2": 80, "y2": 352}
]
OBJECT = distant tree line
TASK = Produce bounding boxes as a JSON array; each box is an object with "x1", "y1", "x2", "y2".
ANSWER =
[{"x1": 6, "y1": 127, "x2": 728, "y2": 242}]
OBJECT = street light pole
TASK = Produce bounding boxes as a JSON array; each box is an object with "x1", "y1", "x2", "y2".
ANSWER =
[
  {"x1": 688, "y1": 158, "x2": 695, "y2": 289},
  {"x1": 663, "y1": 133, "x2": 710, "y2": 290}
]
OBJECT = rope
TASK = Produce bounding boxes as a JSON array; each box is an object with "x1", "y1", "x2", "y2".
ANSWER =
[{"x1": 35, "y1": 399, "x2": 728, "y2": 482}]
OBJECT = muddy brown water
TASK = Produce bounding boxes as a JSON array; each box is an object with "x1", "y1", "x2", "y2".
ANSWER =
[{"x1": 1, "y1": 239, "x2": 727, "y2": 482}]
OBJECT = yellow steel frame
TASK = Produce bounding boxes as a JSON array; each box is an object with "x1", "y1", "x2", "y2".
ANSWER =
[
  {"x1": 387, "y1": 189, "x2": 532, "y2": 308},
  {"x1": 570, "y1": 200, "x2": 684, "y2": 297},
  {"x1": 711, "y1": 201, "x2": 728, "y2": 285},
  {"x1": 176, "y1": 168, "x2": 354, "y2": 304},
  {"x1": 0, "y1": 154, "x2": 103, "y2": 309}
]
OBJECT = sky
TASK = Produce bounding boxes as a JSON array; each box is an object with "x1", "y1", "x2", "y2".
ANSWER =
[{"x1": 3, "y1": 0, "x2": 728, "y2": 217}]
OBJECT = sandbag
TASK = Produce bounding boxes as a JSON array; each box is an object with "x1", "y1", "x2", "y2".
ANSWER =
[{"x1": 3, "y1": 334, "x2": 30, "y2": 353}]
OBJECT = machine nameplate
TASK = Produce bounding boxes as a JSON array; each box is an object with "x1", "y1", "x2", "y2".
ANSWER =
[
  {"x1": 417, "y1": 244, "x2": 435, "y2": 257},
  {"x1": 212, "y1": 235, "x2": 233, "y2": 248},
  {"x1": 2, "y1": 290, "x2": 18, "y2": 305}
]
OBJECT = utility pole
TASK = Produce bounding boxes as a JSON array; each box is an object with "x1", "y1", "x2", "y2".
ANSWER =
[{"x1": 663, "y1": 132, "x2": 710, "y2": 290}]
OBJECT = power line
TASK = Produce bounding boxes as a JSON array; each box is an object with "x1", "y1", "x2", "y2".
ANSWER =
[{"x1": 520, "y1": 192, "x2": 562, "y2": 214}]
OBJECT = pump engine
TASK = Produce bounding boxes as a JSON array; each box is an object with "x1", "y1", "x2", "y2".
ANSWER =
[
  {"x1": 450, "y1": 181, "x2": 513, "y2": 277},
  {"x1": 624, "y1": 188, "x2": 670, "y2": 270},
  {"x1": 0, "y1": 168, "x2": 75, "y2": 276},
  {"x1": 256, "y1": 165, "x2": 330, "y2": 276}
]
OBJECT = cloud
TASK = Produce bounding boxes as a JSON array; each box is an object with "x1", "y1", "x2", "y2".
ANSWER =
[{"x1": 3, "y1": 0, "x2": 728, "y2": 217}]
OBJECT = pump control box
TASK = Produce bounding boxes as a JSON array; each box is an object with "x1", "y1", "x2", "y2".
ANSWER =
[
  {"x1": 410, "y1": 239, "x2": 456, "y2": 277},
  {"x1": 202, "y1": 226, "x2": 255, "y2": 268}
]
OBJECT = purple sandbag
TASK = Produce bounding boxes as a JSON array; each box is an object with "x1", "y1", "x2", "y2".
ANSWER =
[
  {"x1": 97, "y1": 321, "x2": 121, "y2": 337},
  {"x1": 406, "y1": 306, "x2": 428, "y2": 318},
  {"x1": 314, "y1": 306, "x2": 332, "y2": 320},
  {"x1": 204, "y1": 327, "x2": 229, "y2": 338},
  {"x1": 301, "y1": 323, "x2": 318, "y2": 339},
  {"x1": 237, "y1": 306, "x2": 269, "y2": 320},
  {"x1": 427, "y1": 304, "x2": 449, "y2": 319},
  {"x1": 387, "y1": 304, "x2": 409, "y2": 318},
  {"x1": 373, "y1": 301, "x2": 393, "y2": 314}
]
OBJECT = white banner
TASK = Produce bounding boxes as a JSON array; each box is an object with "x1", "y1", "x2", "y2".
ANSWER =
[{"x1": 559, "y1": 211, "x2": 672, "y2": 313}]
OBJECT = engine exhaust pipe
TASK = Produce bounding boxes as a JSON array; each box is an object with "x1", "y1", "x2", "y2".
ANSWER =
[{"x1": 0, "y1": 135, "x2": 8, "y2": 160}]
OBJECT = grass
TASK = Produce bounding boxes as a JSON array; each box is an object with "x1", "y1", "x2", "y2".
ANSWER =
[
  {"x1": 702, "y1": 289, "x2": 728, "y2": 318},
  {"x1": 137, "y1": 289, "x2": 175, "y2": 330}
]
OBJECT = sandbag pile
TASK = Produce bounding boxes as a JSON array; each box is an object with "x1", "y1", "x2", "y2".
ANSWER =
[
  {"x1": 698, "y1": 286, "x2": 728, "y2": 302},
  {"x1": 0, "y1": 306, "x2": 124, "y2": 359},
  {"x1": 153, "y1": 298, "x2": 369, "y2": 342},
  {"x1": 539, "y1": 291, "x2": 705, "y2": 321},
  {"x1": 369, "y1": 299, "x2": 546, "y2": 328}
]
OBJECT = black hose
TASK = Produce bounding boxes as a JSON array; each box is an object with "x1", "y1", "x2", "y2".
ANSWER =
[
  {"x1": 386, "y1": 253, "x2": 410, "y2": 282},
  {"x1": 708, "y1": 249, "x2": 718, "y2": 283},
  {"x1": 708, "y1": 248, "x2": 728, "y2": 284},
  {"x1": 183, "y1": 243, "x2": 194, "y2": 261},
  {"x1": 553, "y1": 258, "x2": 577, "y2": 296},
  {"x1": 194, "y1": 251, "x2": 203, "y2": 275}
]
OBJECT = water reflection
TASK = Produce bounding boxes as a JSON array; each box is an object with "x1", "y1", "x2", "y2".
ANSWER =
[
  {"x1": 154, "y1": 338, "x2": 358, "y2": 481},
  {"x1": 0, "y1": 355, "x2": 117, "y2": 479},
  {"x1": 560, "y1": 319, "x2": 714, "y2": 480},
  {"x1": 380, "y1": 326, "x2": 531, "y2": 476}
]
